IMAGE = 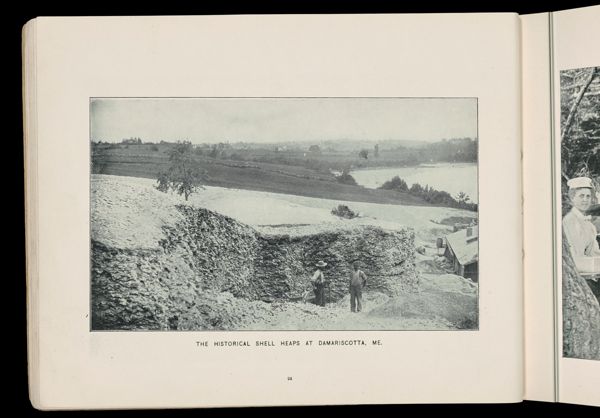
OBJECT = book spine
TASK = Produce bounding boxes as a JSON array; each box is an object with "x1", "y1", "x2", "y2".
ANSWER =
[{"x1": 22, "y1": 17, "x2": 40, "y2": 410}]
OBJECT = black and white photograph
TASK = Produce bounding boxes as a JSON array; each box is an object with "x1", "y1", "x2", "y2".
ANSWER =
[
  {"x1": 560, "y1": 66, "x2": 600, "y2": 360},
  {"x1": 91, "y1": 98, "x2": 479, "y2": 331}
]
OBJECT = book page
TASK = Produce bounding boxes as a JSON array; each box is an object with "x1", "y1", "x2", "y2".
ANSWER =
[
  {"x1": 27, "y1": 14, "x2": 523, "y2": 409},
  {"x1": 550, "y1": 5, "x2": 600, "y2": 407},
  {"x1": 521, "y1": 12, "x2": 557, "y2": 403}
]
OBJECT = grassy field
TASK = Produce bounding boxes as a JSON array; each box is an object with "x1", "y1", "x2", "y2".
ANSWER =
[{"x1": 91, "y1": 143, "x2": 461, "y2": 207}]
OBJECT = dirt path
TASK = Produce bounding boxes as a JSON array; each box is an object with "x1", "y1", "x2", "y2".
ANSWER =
[{"x1": 240, "y1": 291, "x2": 453, "y2": 331}]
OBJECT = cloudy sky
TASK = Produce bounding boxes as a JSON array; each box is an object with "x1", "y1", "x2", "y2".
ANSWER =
[{"x1": 91, "y1": 97, "x2": 477, "y2": 144}]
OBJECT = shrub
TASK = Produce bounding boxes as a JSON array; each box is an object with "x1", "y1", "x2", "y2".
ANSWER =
[
  {"x1": 331, "y1": 204, "x2": 359, "y2": 219},
  {"x1": 380, "y1": 176, "x2": 409, "y2": 192},
  {"x1": 229, "y1": 152, "x2": 244, "y2": 161},
  {"x1": 308, "y1": 145, "x2": 321, "y2": 155},
  {"x1": 379, "y1": 176, "x2": 477, "y2": 211},
  {"x1": 409, "y1": 183, "x2": 423, "y2": 194},
  {"x1": 336, "y1": 169, "x2": 358, "y2": 186}
]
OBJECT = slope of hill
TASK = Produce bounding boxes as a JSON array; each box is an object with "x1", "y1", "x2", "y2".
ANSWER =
[{"x1": 92, "y1": 145, "x2": 458, "y2": 207}]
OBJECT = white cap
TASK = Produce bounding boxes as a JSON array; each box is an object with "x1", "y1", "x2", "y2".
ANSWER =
[{"x1": 567, "y1": 176, "x2": 593, "y2": 189}]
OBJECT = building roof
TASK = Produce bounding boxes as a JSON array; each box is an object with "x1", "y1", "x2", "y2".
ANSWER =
[{"x1": 445, "y1": 226, "x2": 478, "y2": 266}]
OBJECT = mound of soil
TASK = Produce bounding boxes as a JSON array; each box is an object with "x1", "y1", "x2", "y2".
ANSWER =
[
  {"x1": 93, "y1": 198, "x2": 420, "y2": 330},
  {"x1": 420, "y1": 273, "x2": 477, "y2": 295},
  {"x1": 368, "y1": 275, "x2": 478, "y2": 329},
  {"x1": 416, "y1": 258, "x2": 445, "y2": 274}
]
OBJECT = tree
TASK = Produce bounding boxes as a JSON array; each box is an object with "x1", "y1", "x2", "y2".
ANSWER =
[
  {"x1": 359, "y1": 149, "x2": 369, "y2": 159},
  {"x1": 456, "y1": 192, "x2": 471, "y2": 205},
  {"x1": 561, "y1": 67, "x2": 600, "y2": 178},
  {"x1": 379, "y1": 176, "x2": 408, "y2": 192},
  {"x1": 374, "y1": 144, "x2": 379, "y2": 158},
  {"x1": 336, "y1": 168, "x2": 358, "y2": 185},
  {"x1": 409, "y1": 183, "x2": 423, "y2": 194},
  {"x1": 562, "y1": 67, "x2": 598, "y2": 140},
  {"x1": 209, "y1": 144, "x2": 220, "y2": 159},
  {"x1": 308, "y1": 145, "x2": 322, "y2": 155},
  {"x1": 156, "y1": 141, "x2": 204, "y2": 201}
]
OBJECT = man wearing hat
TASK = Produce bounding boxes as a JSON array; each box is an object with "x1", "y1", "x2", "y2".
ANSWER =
[
  {"x1": 349, "y1": 261, "x2": 368, "y2": 313},
  {"x1": 563, "y1": 176, "x2": 600, "y2": 259},
  {"x1": 563, "y1": 176, "x2": 600, "y2": 303},
  {"x1": 311, "y1": 261, "x2": 328, "y2": 307}
]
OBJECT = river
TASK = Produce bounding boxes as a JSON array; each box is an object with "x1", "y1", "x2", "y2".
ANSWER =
[{"x1": 350, "y1": 162, "x2": 478, "y2": 203}]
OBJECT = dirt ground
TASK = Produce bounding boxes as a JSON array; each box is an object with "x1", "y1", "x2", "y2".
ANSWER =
[
  {"x1": 240, "y1": 256, "x2": 477, "y2": 331},
  {"x1": 241, "y1": 291, "x2": 454, "y2": 331}
]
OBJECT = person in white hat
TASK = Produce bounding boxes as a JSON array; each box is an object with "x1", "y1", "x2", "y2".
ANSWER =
[
  {"x1": 562, "y1": 176, "x2": 600, "y2": 259},
  {"x1": 311, "y1": 261, "x2": 328, "y2": 307}
]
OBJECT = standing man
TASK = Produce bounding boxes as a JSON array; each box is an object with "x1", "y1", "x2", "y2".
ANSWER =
[
  {"x1": 312, "y1": 261, "x2": 328, "y2": 307},
  {"x1": 349, "y1": 261, "x2": 367, "y2": 313}
]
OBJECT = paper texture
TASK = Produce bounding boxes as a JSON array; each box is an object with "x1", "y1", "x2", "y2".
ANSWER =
[{"x1": 27, "y1": 14, "x2": 523, "y2": 409}]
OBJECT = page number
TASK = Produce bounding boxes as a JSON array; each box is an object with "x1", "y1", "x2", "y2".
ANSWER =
[{"x1": 287, "y1": 376, "x2": 293, "y2": 381}]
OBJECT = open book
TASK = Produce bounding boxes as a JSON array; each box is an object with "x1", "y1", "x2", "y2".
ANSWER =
[{"x1": 23, "y1": 6, "x2": 600, "y2": 409}]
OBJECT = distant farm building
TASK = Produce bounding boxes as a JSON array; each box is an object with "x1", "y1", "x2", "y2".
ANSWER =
[{"x1": 443, "y1": 226, "x2": 478, "y2": 282}]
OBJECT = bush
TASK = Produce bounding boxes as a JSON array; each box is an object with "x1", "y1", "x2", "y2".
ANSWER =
[
  {"x1": 409, "y1": 183, "x2": 423, "y2": 194},
  {"x1": 336, "y1": 169, "x2": 358, "y2": 186},
  {"x1": 379, "y1": 176, "x2": 477, "y2": 211},
  {"x1": 331, "y1": 204, "x2": 359, "y2": 219},
  {"x1": 380, "y1": 176, "x2": 408, "y2": 192},
  {"x1": 308, "y1": 145, "x2": 321, "y2": 155}
]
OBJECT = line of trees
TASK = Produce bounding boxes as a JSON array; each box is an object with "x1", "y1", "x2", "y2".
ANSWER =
[
  {"x1": 378, "y1": 176, "x2": 477, "y2": 211},
  {"x1": 92, "y1": 137, "x2": 477, "y2": 171},
  {"x1": 422, "y1": 138, "x2": 477, "y2": 163}
]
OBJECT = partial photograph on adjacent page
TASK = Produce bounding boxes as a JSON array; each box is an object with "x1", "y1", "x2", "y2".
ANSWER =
[
  {"x1": 560, "y1": 66, "x2": 600, "y2": 360},
  {"x1": 90, "y1": 98, "x2": 479, "y2": 331}
]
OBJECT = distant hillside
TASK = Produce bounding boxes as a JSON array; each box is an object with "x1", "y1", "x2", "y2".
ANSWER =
[
  {"x1": 92, "y1": 145, "x2": 443, "y2": 207},
  {"x1": 92, "y1": 138, "x2": 476, "y2": 209},
  {"x1": 260, "y1": 138, "x2": 428, "y2": 151},
  {"x1": 93, "y1": 137, "x2": 477, "y2": 169}
]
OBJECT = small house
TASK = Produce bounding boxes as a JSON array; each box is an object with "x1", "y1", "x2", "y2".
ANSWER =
[{"x1": 443, "y1": 226, "x2": 479, "y2": 282}]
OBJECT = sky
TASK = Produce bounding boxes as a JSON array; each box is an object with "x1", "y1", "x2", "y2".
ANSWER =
[{"x1": 90, "y1": 97, "x2": 477, "y2": 144}]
